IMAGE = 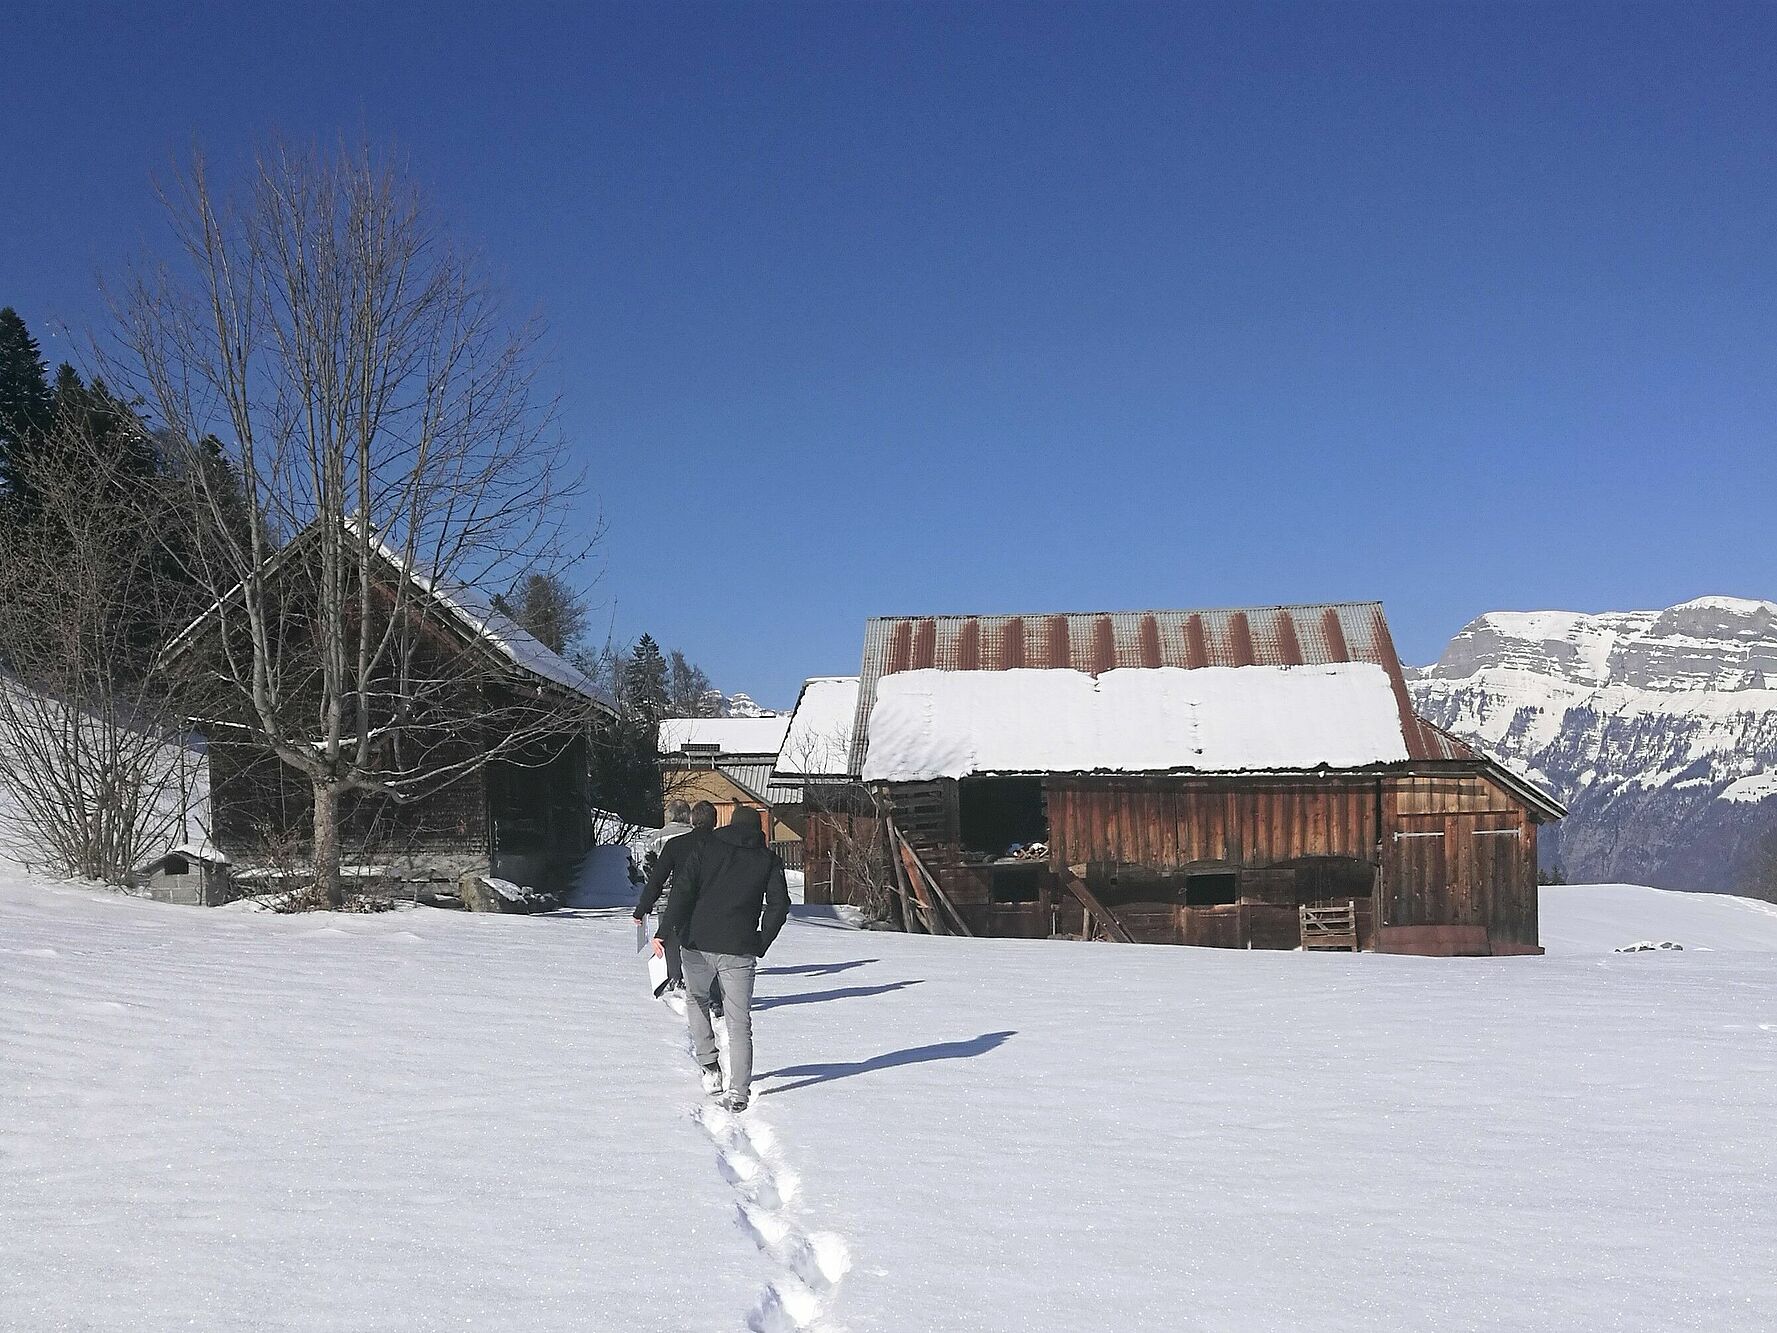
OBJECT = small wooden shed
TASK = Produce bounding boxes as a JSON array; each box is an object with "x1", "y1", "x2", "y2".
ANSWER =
[{"x1": 805, "y1": 604, "x2": 1563, "y2": 957}]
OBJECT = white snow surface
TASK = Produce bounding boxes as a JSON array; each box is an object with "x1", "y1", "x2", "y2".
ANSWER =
[
  {"x1": 863, "y1": 662, "x2": 1409, "y2": 781},
  {"x1": 1540, "y1": 882, "x2": 1777, "y2": 954},
  {"x1": 6, "y1": 869, "x2": 1776, "y2": 1332},
  {"x1": 659, "y1": 715, "x2": 793, "y2": 756},
  {"x1": 1718, "y1": 771, "x2": 1777, "y2": 803},
  {"x1": 774, "y1": 676, "x2": 861, "y2": 779}
]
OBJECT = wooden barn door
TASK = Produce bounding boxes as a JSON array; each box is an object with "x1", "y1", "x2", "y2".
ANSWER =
[
  {"x1": 1386, "y1": 824, "x2": 1447, "y2": 926},
  {"x1": 1445, "y1": 811, "x2": 1520, "y2": 931}
]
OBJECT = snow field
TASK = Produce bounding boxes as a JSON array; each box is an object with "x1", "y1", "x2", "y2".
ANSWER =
[{"x1": 4, "y1": 869, "x2": 1776, "y2": 1331}]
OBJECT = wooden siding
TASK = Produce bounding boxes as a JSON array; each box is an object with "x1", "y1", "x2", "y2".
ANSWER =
[
  {"x1": 802, "y1": 805, "x2": 889, "y2": 908},
  {"x1": 1381, "y1": 773, "x2": 1540, "y2": 955},
  {"x1": 1047, "y1": 776, "x2": 1380, "y2": 869},
  {"x1": 862, "y1": 766, "x2": 1543, "y2": 956}
]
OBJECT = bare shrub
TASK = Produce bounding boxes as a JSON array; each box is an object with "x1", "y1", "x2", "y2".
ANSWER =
[{"x1": 0, "y1": 421, "x2": 206, "y2": 882}]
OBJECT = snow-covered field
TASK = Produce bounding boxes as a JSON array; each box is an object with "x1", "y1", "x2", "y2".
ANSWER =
[{"x1": 5, "y1": 866, "x2": 1775, "y2": 1332}]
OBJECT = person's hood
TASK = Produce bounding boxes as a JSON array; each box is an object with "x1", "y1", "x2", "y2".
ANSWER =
[{"x1": 715, "y1": 807, "x2": 766, "y2": 848}]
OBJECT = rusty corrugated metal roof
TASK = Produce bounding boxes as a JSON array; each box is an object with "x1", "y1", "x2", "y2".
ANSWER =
[{"x1": 847, "y1": 602, "x2": 1443, "y2": 773}]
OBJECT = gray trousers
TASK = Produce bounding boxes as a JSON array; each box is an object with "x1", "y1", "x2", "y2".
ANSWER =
[{"x1": 681, "y1": 949, "x2": 757, "y2": 1097}]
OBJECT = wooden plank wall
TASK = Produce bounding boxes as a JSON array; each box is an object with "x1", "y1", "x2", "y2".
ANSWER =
[
  {"x1": 1383, "y1": 774, "x2": 1540, "y2": 954},
  {"x1": 802, "y1": 809, "x2": 890, "y2": 908},
  {"x1": 1047, "y1": 777, "x2": 1379, "y2": 869}
]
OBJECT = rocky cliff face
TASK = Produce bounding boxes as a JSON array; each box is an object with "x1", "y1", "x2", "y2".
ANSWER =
[{"x1": 1408, "y1": 597, "x2": 1777, "y2": 894}]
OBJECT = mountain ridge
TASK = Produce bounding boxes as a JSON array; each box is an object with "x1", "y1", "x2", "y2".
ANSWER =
[{"x1": 1408, "y1": 596, "x2": 1777, "y2": 896}]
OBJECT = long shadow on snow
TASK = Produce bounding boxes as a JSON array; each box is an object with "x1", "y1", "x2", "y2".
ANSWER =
[
  {"x1": 758, "y1": 958, "x2": 879, "y2": 978},
  {"x1": 757, "y1": 1030, "x2": 1016, "y2": 1095},
  {"x1": 754, "y1": 980, "x2": 923, "y2": 1011}
]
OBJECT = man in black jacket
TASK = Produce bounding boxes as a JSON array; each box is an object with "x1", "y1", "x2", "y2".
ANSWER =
[
  {"x1": 634, "y1": 800, "x2": 718, "y2": 993},
  {"x1": 656, "y1": 805, "x2": 790, "y2": 1112}
]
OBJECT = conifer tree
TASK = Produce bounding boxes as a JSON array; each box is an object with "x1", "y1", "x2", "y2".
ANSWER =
[
  {"x1": 0, "y1": 308, "x2": 53, "y2": 505},
  {"x1": 624, "y1": 633, "x2": 671, "y2": 721}
]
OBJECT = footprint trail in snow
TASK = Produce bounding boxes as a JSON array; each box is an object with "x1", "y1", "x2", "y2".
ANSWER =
[{"x1": 694, "y1": 1104, "x2": 852, "y2": 1333}]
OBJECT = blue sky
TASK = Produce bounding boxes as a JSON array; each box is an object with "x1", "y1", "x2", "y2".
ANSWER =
[{"x1": 5, "y1": 3, "x2": 1774, "y2": 707}]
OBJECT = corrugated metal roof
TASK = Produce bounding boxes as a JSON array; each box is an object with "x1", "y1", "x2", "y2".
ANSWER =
[
  {"x1": 848, "y1": 603, "x2": 1438, "y2": 773},
  {"x1": 715, "y1": 760, "x2": 804, "y2": 807}
]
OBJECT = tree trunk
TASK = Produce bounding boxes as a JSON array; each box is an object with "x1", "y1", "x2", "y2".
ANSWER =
[{"x1": 312, "y1": 779, "x2": 343, "y2": 909}]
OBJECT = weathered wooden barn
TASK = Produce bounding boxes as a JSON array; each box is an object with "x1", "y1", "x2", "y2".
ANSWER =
[
  {"x1": 162, "y1": 531, "x2": 614, "y2": 903},
  {"x1": 792, "y1": 604, "x2": 1563, "y2": 957}
]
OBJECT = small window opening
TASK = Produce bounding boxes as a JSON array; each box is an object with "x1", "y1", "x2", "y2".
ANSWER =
[
  {"x1": 989, "y1": 863, "x2": 1043, "y2": 904},
  {"x1": 958, "y1": 777, "x2": 1049, "y2": 860},
  {"x1": 163, "y1": 854, "x2": 190, "y2": 877},
  {"x1": 1184, "y1": 872, "x2": 1239, "y2": 907}
]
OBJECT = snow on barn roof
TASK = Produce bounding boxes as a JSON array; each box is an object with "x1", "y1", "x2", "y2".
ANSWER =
[
  {"x1": 160, "y1": 519, "x2": 612, "y2": 712},
  {"x1": 773, "y1": 676, "x2": 861, "y2": 782},
  {"x1": 849, "y1": 602, "x2": 1432, "y2": 773},
  {"x1": 861, "y1": 664, "x2": 1413, "y2": 782},
  {"x1": 358, "y1": 529, "x2": 610, "y2": 709},
  {"x1": 658, "y1": 716, "x2": 791, "y2": 757}
]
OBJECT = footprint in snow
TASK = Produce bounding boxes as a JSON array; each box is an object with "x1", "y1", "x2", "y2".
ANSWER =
[{"x1": 693, "y1": 1104, "x2": 852, "y2": 1333}]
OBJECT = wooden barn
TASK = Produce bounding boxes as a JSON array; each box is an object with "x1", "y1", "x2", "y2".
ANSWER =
[
  {"x1": 795, "y1": 604, "x2": 1563, "y2": 957},
  {"x1": 161, "y1": 528, "x2": 614, "y2": 904}
]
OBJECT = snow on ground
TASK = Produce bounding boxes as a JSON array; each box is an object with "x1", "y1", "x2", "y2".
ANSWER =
[
  {"x1": 1540, "y1": 882, "x2": 1777, "y2": 954},
  {"x1": 5, "y1": 873, "x2": 1776, "y2": 1332}
]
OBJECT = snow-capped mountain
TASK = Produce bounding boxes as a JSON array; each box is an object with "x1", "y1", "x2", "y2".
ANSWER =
[
  {"x1": 697, "y1": 688, "x2": 778, "y2": 719},
  {"x1": 1408, "y1": 597, "x2": 1777, "y2": 894}
]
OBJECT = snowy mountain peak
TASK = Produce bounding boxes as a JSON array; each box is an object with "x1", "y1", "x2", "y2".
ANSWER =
[
  {"x1": 1427, "y1": 597, "x2": 1777, "y2": 692},
  {"x1": 1410, "y1": 596, "x2": 1777, "y2": 893},
  {"x1": 697, "y1": 688, "x2": 779, "y2": 719}
]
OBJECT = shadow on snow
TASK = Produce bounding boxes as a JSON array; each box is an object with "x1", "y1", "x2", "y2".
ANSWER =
[
  {"x1": 754, "y1": 980, "x2": 924, "y2": 1011},
  {"x1": 758, "y1": 958, "x2": 879, "y2": 978},
  {"x1": 757, "y1": 1030, "x2": 1017, "y2": 1096}
]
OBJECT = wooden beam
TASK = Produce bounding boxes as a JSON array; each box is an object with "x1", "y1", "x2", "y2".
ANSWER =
[
  {"x1": 883, "y1": 816, "x2": 925, "y2": 933},
  {"x1": 891, "y1": 826, "x2": 975, "y2": 937},
  {"x1": 1060, "y1": 865, "x2": 1135, "y2": 944}
]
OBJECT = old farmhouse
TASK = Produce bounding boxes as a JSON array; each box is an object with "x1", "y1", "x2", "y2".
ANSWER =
[
  {"x1": 783, "y1": 603, "x2": 1563, "y2": 957},
  {"x1": 160, "y1": 528, "x2": 614, "y2": 904}
]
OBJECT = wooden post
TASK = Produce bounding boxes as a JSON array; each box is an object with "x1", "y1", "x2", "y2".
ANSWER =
[
  {"x1": 884, "y1": 816, "x2": 927, "y2": 933},
  {"x1": 1060, "y1": 865, "x2": 1135, "y2": 944},
  {"x1": 894, "y1": 829, "x2": 975, "y2": 938}
]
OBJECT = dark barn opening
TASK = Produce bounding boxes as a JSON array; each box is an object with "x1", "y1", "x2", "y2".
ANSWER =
[
  {"x1": 958, "y1": 777, "x2": 1048, "y2": 859},
  {"x1": 988, "y1": 863, "x2": 1043, "y2": 903},
  {"x1": 1184, "y1": 872, "x2": 1239, "y2": 906}
]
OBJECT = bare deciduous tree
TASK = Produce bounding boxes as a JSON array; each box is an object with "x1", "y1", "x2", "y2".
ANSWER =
[
  {"x1": 0, "y1": 424, "x2": 206, "y2": 882},
  {"x1": 114, "y1": 142, "x2": 602, "y2": 907}
]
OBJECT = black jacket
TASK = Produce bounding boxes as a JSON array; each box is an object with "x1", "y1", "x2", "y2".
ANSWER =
[
  {"x1": 658, "y1": 807, "x2": 790, "y2": 958},
  {"x1": 635, "y1": 825, "x2": 714, "y2": 917}
]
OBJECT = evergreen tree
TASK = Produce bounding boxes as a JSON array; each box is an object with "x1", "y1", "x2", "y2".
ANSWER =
[
  {"x1": 624, "y1": 632, "x2": 671, "y2": 721},
  {"x1": 668, "y1": 649, "x2": 717, "y2": 716},
  {"x1": 0, "y1": 308, "x2": 53, "y2": 505}
]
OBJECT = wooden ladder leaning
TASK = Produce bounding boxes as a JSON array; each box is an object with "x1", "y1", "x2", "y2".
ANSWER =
[{"x1": 1299, "y1": 900, "x2": 1360, "y2": 951}]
